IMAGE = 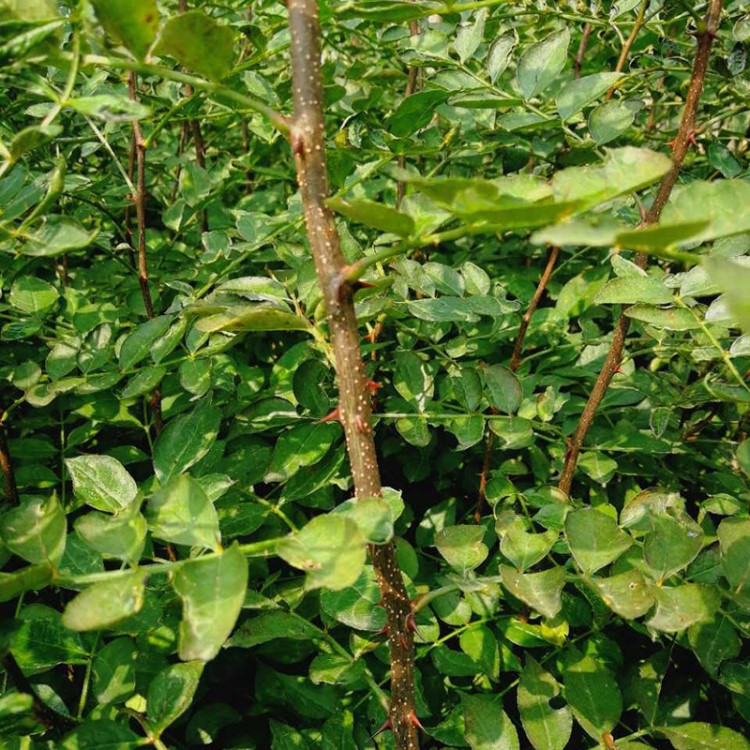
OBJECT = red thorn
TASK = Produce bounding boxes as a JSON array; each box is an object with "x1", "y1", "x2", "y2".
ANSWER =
[
  {"x1": 318, "y1": 407, "x2": 341, "y2": 423},
  {"x1": 399, "y1": 634, "x2": 409, "y2": 650},
  {"x1": 408, "y1": 711, "x2": 425, "y2": 732},
  {"x1": 369, "y1": 718, "x2": 392, "y2": 740},
  {"x1": 379, "y1": 625, "x2": 390, "y2": 636},
  {"x1": 405, "y1": 612, "x2": 426, "y2": 641},
  {"x1": 366, "y1": 379, "x2": 382, "y2": 392}
]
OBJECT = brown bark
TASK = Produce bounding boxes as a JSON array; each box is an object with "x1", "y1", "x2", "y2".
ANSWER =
[
  {"x1": 558, "y1": 0, "x2": 723, "y2": 497},
  {"x1": 0, "y1": 422, "x2": 19, "y2": 506},
  {"x1": 606, "y1": 0, "x2": 649, "y2": 98},
  {"x1": 128, "y1": 72, "x2": 162, "y2": 435},
  {"x1": 287, "y1": 2, "x2": 418, "y2": 747},
  {"x1": 574, "y1": 23, "x2": 592, "y2": 78}
]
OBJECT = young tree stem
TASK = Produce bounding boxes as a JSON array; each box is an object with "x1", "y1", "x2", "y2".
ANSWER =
[
  {"x1": 558, "y1": 0, "x2": 723, "y2": 497},
  {"x1": 286, "y1": 2, "x2": 418, "y2": 746},
  {"x1": 128, "y1": 72, "x2": 163, "y2": 434}
]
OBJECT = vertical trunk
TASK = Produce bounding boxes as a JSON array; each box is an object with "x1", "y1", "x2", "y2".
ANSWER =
[{"x1": 286, "y1": 2, "x2": 419, "y2": 746}]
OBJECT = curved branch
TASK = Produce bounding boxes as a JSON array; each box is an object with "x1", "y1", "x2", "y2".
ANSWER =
[{"x1": 558, "y1": 0, "x2": 723, "y2": 497}]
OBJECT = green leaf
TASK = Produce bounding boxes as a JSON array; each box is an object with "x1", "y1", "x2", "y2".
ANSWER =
[
  {"x1": 153, "y1": 397, "x2": 221, "y2": 483},
  {"x1": 552, "y1": 147, "x2": 672, "y2": 207},
  {"x1": 319, "y1": 566, "x2": 385, "y2": 631},
  {"x1": 9, "y1": 605, "x2": 88, "y2": 673},
  {"x1": 688, "y1": 614, "x2": 741, "y2": 676},
  {"x1": 172, "y1": 543, "x2": 249, "y2": 661},
  {"x1": 589, "y1": 99, "x2": 640, "y2": 145},
  {"x1": 658, "y1": 722, "x2": 750, "y2": 750},
  {"x1": 593, "y1": 569, "x2": 656, "y2": 619},
  {"x1": 264, "y1": 422, "x2": 341, "y2": 483},
  {"x1": 156, "y1": 11, "x2": 235, "y2": 81},
  {"x1": 0, "y1": 494, "x2": 65, "y2": 565},
  {"x1": 436, "y1": 525, "x2": 489, "y2": 573},
  {"x1": 147, "y1": 661, "x2": 204, "y2": 734},
  {"x1": 704, "y1": 256, "x2": 750, "y2": 333},
  {"x1": 483, "y1": 364, "x2": 522, "y2": 415},
  {"x1": 120, "y1": 365, "x2": 167, "y2": 400},
  {"x1": 595, "y1": 275, "x2": 673, "y2": 305},
  {"x1": 660, "y1": 180, "x2": 750, "y2": 245},
  {"x1": 517, "y1": 656, "x2": 572, "y2": 750},
  {"x1": 643, "y1": 510, "x2": 704, "y2": 582},
  {"x1": 321, "y1": 711, "x2": 358, "y2": 750},
  {"x1": 717, "y1": 517, "x2": 750, "y2": 599},
  {"x1": 75, "y1": 511, "x2": 147, "y2": 563},
  {"x1": 62, "y1": 572, "x2": 145, "y2": 631},
  {"x1": 66, "y1": 95, "x2": 150, "y2": 122},
  {"x1": 92, "y1": 637, "x2": 138, "y2": 705},
  {"x1": 625, "y1": 304, "x2": 700, "y2": 331},
  {"x1": 8, "y1": 124, "x2": 61, "y2": 162},
  {"x1": 65, "y1": 454, "x2": 138, "y2": 513},
  {"x1": 563, "y1": 646, "x2": 622, "y2": 739},
  {"x1": 327, "y1": 196, "x2": 415, "y2": 237},
  {"x1": 118, "y1": 316, "x2": 173, "y2": 371},
  {"x1": 565, "y1": 508, "x2": 632, "y2": 575},
  {"x1": 646, "y1": 584, "x2": 721, "y2": 632},
  {"x1": 462, "y1": 693, "x2": 520, "y2": 750},
  {"x1": 194, "y1": 305, "x2": 310, "y2": 334},
  {"x1": 9, "y1": 276, "x2": 58, "y2": 314},
  {"x1": 61, "y1": 720, "x2": 142, "y2": 750},
  {"x1": 516, "y1": 28, "x2": 570, "y2": 99},
  {"x1": 389, "y1": 90, "x2": 450, "y2": 137},
  {"x1": 228, "y1": 610, "x2": 320, "y2": 648},
  {"x1": 331, "y1": 496, "x2": 394, "y2": 543},
  {"x1": 556, "y1": 72, "x2": 623, "y2": 120},
  {"x1": 487, "y1": 31, "x2": 517, "y2": 82},
  {"x1": 22, "y1": 217, "x2": 97, "y2": 257},
  {"x1": 0, "y1": 564, "x2": 54, "y2": 603},
  {"x1": 90, "y1": 0, "x2": 160, "y2": 60},
  {"x1": 500, "y1": 566, "x2": 564, "y2": 619},
  {"x1": 146, "y1": 474, "x2": 220, "y2": 551},
  {"x1": 497, "y1": 514, "x2": 557, "y2": 572},
  {"x1": 277, "y1": 515, "x2": 366, "y2": 591},
  {"x1": 454, "y1": 8, "x2": 488, "y2": 63}
]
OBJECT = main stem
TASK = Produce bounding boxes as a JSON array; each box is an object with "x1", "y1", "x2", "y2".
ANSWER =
[
  {"x1": 286, "y1": 2, "x2": 418, "y2": 747},
  {"x1": 558, "y1": 0, "x2": 723, "y2": 497}
]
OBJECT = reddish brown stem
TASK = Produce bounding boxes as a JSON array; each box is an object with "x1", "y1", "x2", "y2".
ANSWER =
[
  {"x1": 0, "y1": 422, "x2": 19, "y2": 506},
  {"x1": 287, "y1": 2, "x2": 418, "y2": 746},
  {"x1": 607, "y1": 0, "x2": 648, "y2": 98},
  {"x1": 510, "y1": 246, "x2": 560, "y2": 373},
  {"x1": 574, "y1": 23, "x2": 593, "y2": 78},
  {"x1": 558, "y1": 0, "x2": 723, "y2": 497},
  {"x1": 128, "y1": 72, "x2": 162, "y2": 434},
  {"x1": 476, "y1": 246, "x2": 559, "y2": 522}
]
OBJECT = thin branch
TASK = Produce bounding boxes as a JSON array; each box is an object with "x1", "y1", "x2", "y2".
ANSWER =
[
  {"x1": 476, "y1": 245, "x2": 560, "y2": 522},
  {"x1": 574, "y1": 23, "x2": 593, "y2": 78},
  {"x1": 558, "y1": 0, "x2": 723, "y2": 497},
  {"x1": 607, "y1": 0, "x2": 649, "y2": 98},
  {"x1": 128, "y1": 72, "x2": 163, "y2": 435},
  {"x1": 286, "y1": 2, "x2": 418, "y2": 747},
  {"x1": 510, "y1": 246, "x2": 560, "y2": 373},
  {"x1": 0, "y1": 421, "x2": 19, "y2": 506},
  {"x1": 397, "y1": 11, "x2": 421, "y2": 208}
]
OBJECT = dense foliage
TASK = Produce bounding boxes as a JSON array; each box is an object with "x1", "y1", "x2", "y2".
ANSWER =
[{"x1": 1, "y1": 1, "x2": 750, "y2": 749}]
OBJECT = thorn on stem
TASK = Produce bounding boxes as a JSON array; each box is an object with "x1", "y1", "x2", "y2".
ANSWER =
[
  {"x1": 318, "y1": 407, "x2": 341, "y2": 423},
  {"x1": 369, "y1": 718, "x2": 392, "y2": 740},
  {"x1": 408, "y1": 711, "x2": 425, "y2": 732}
]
